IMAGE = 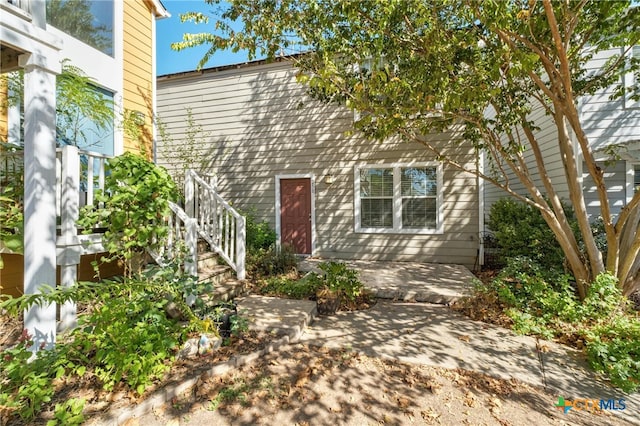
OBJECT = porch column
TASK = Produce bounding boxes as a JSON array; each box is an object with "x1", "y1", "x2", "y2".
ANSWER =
[{"x1": 20, "y1": 52, "x2": 60, "y2": 351}]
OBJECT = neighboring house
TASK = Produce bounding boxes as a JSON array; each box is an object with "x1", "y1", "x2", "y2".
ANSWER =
[
  {"x1": 484, "y1": 46, "x2": 640, "y2": 222},
  {"x1": 157, "y1": 59, "x2": 481, "y2": 269},
  {"x1": 0, "y1": 0, "x2": 169, "y2": 346}
]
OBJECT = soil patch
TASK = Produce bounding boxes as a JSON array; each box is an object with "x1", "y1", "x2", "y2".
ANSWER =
[{"x1": 127, "y1": 344, "x2": 631, "y2": 426}]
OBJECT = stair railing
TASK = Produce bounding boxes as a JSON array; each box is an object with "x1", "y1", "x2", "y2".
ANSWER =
[{"x1": 184, "y1": 169, "x2": 246, "y2": 280}]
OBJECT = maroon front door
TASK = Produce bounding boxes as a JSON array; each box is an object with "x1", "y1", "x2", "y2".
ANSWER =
[{"x1": 280, "y1": 178, "x2": 312, "y2": 254}]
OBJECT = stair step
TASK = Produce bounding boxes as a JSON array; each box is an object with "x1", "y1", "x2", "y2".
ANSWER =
[
  {"x1": 198, "y1": 264, "x2": 233, "y2": 286},
  {"x1": 201, "y1": 278, "x2": 250, "y2": 303},
  {"x1": 197, "y1": 251, "x2": 219, "y2": 270}
]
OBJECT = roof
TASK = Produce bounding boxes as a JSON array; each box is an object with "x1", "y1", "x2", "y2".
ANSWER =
[
  {"x1": 148, "y1": 0, "x2": 170, "y2": 19},
  {"x1": 157, "y1": 53, "x2": 308, "y2": 80}
]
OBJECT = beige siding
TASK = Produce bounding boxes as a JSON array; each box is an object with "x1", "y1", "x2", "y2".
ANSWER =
[
  {"x1": 122, "y1": 1, "x2": 154, "y2": 156},
  {"x1": 158, "y1": 61, "x2": 480, "y2": 267}
]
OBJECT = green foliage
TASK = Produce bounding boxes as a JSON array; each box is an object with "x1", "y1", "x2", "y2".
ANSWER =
[
  {"x1": 47, "y1": 398, "x2": 85, "y2": 426},
  {"x1": 4, "y1": 60, "x2": 115, "y2": 150},
  {"x1": 260, "y1": 275, "x2": 321, "y2": 299},
  {"x1": 0, "y1": 331, "x2": 55, "y2": 422},
  {"x1": 0, "y1": 267, "x2": 211, "y2": 423},
  {"x1": 585, "y1": 316, "x2": 640, "y2": 393},
  {"x1": 0, "y1": 145, "x2": 24, "y2": 267},
  {"x1": 248, "y1": 244, "x2": 298, "y2": 277},
  {"x1": 244, "y1": 209, "x2": 276, "y2": 253},
  {"x1": 481, "y1": 260, "x2": 638, "y2": 391},
  {"x1": 55, "y1": 60, "x2": 115, "y2": 149},
  {"x1": 66, "y1": 284, "x2": 182, "y2": 394},
  {"x1": 488, "y1": 198, "x2": 577, "y2": 271},
  {"x1": 310, "y1": 261, "x2": 364, "y2": 302},
  {"x1": 77, "y1": 152, "x2": 178, "y2": 276}
]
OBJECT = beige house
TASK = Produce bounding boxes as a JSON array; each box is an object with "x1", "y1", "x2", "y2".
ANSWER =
[{"x1": 157, "y1": 59, "x2": 481, "y2": 268}]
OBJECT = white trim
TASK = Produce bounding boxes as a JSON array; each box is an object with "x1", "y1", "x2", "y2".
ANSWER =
[
  {"x1": 275, "y1": 174, "x2": 316, "y2": 255},
  {"x1": 354, "y1": 162, "x2": 444, "y2": 235},
  {"x1": 151, "y1": 8, "x2": 158, "y2": 162},
  {"x1": 628, "y1": 162, "x2": 640, "y2": 202}
]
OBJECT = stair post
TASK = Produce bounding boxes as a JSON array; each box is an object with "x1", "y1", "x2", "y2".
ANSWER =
[
  {"x1": 185, "y1": 217, "x2": 198, "y2": 305},
  {"x1": 236, "y1": 215, "x2": 246, "y2": 280},
  {"x1": 185, "y1": 170, "x2": 194, "y2": 219}
]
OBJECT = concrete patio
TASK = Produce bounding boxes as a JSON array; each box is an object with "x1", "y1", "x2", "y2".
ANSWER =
[{"x1": 299, "y1": 259, "x2": 476, "y2": 304}]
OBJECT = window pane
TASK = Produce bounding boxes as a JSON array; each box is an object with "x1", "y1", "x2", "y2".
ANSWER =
[
  {"x1": 46, "y1": 0, "x2": 114, "y2": 56},
  {"x1": 402, "y1": 198, "x2": 437, "y2": 228},
  {"x1": 361, "y1": 199, "x2": 393, "y2": 228},
  {"x1": 360, "y1": 168, "x2": 393, "y2": 197},
  {"x1": 401, "y1": 167, "x2": 437, "y2": 196},
  {"x1": 57, "y1": 86, "x2": 114, "y2": 156},
  {"x1": 635, "y1": 165, "x2": 640, "y2": 192}
]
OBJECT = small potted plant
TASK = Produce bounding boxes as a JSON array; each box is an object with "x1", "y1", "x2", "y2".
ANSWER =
[{"x1": 311, "y1": 261, "x2": 364, "y2": 315}]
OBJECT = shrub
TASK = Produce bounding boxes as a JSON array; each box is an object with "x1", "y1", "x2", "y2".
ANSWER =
[
  {"x1": 249, "y1": 244, "x2": 298, "y2": 277},
  {"x1": 77, "y1": 152, "x2": 178, "y2": 277},
  {"x1": 310, "y1": 261, "x2": 364, "y2": 302},
  {"x1": 487, "y1": 198, "x2": 577, "y2": 271},
  {"x1": 586, "y1": 315, "x2": 640, "y2": 393},
  {"x1": 243, "y1": 208, "x2": 276, "y2": 253},
  {"x1": 478, "y1": 261, "x2": 638, "y2": 392},
  {"x1": 0, "y1": 267, "x2": 207, "y2": 423},
  {"x1": 260, "y1": 275, "x2": 321, "y2": 299}
]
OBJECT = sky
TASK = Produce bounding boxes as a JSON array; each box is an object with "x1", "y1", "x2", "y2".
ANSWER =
[{"x1": 156, "y1": 0, "x2": 254, "y2": 76}]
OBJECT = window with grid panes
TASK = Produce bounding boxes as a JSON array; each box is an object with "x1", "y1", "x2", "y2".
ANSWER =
[{"x1": 355, "y1": 163, "x2": 442, "y2": 233}]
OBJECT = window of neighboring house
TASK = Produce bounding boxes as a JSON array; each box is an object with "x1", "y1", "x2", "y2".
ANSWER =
[
  {"x1": 355, "y1": 163, "x2": 443, "y2": 234},
  {"x1": 635, "y1": 164, "x2": 640, "y2": 192},
  {"x1": 46, "y1": 0, "x2": 114, "y2": 56}
]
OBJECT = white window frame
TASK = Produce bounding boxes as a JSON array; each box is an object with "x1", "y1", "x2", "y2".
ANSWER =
[{"x1": 354, "y1": 162, "x2": 444, "y2": 234}]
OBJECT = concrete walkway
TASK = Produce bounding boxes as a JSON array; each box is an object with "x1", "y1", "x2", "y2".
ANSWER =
[
  {"x1": 104, "y1": 262, "x2": 638, "y2": 425},
  {"x1": 299, "y1": 259, "x2": 475, "y2": 304}
]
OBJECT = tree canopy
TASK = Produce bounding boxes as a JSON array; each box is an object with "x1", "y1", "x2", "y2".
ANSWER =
[{"x1": 173, "y1": 0, "x2": 640, "y2": 297}]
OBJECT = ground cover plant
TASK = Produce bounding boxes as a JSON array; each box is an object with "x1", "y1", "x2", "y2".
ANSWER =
[
  {"x1": 459, "y1": 257, "x2": 640, "y2": 392},
  {"x1": 258, "y1": 261, "x2": 374, "y2": 312}
]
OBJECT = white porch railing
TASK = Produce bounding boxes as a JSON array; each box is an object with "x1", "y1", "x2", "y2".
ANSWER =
[{"x1": 184, "y1": 169, "x2": 246, "y2": 280}]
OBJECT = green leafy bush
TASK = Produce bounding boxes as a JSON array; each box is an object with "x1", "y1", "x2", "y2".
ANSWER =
[
  {"x1": 244, "y1": 208, "x2": 276, "y2": 253},
  {"x1": 249, "y1": 244, "x2": 298, "y2": 277},
  {"x1": 479, "y1": 260, "x2": 638, "y2": 392},
  {"x1": 488, "y1": 198, "x2": 578, "y2": 271},
  {"x1": 77, "y1": 152, "x2": 178, "y2": 277},
  {"x1": 310, "y1": 261, "x2": 364, "y2": 302},
  {"x1": 260, "y1": 275, "x2": 321, "y2": 299},
  {"x1": 585, "y1": 315, "x2": 640, "y2": 393},
  {"x1": 0, "y1": 268, "x2": 205, "y2": 423}
]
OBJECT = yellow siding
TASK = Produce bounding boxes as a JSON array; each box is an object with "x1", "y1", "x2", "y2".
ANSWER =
[
  {"x1": 122, "y1": 0, "x2": 154, "y2": 157},
  {"x1": 0, "y1": 77, "x2": 8, "y2": 141}
]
